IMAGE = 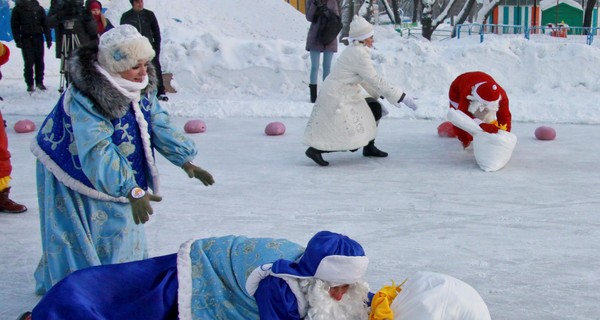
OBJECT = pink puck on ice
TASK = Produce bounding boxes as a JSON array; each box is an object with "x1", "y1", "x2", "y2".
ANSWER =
[
  {"x1": 184, "y1": 119, "x2": 206, "y2": 134},
  {"x1": 265, "y1": 122, "x2": 286, "y2": 136},
  {"x1": 534, "y1": 126, "x2": 556, "y2": 141},
  {"x1": 13, "y1": 119, "x2": 36, "y2": 133},
  {"x1": 437, "y1": 121, "x2": 456, "y2": 138}
]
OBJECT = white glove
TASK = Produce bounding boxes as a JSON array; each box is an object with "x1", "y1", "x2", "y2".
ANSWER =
[{"x1": 401, "y1": 96, "x2": 418, "y2": 111}]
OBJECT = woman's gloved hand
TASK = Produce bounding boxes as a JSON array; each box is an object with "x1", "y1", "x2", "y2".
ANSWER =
[
  {"x1": 401, "y1": 96, "x2": 418, "y2": 111},
  {"x1": 393, "y1": 95, "x2": 418, "y2": 111},
  {"x1": 182, "y1": 162, "x2": 215, "y2": 186},
  {"x1": 128, "y1": 187, "x2": 162, "y2": 225}
]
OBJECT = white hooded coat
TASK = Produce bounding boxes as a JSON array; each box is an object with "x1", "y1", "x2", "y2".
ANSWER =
[{"x1": 303, "y1": 41, "x2": 405, "y2": 151}]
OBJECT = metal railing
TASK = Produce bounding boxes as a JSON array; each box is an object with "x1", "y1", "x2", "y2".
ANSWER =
[
  {"x1": 455, "y1": 23, "x2": 600, "y2": 45},
  {"x1": 394, "y1": 25, "x2": 454, "y2": 41}
]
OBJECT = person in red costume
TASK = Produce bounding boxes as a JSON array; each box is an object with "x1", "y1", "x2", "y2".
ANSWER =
[
  {"x1": 448, "y1": 71, "x2": 512, "y2": 148},
  {"x1": 0, "y1": 42, "x2": 28, "y2": 213}
]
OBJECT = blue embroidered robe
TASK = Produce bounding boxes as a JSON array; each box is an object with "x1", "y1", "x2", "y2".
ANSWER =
[
  {"x1": 31, "y1": 236, "x2": 305, "y2": 320},
  {"x1": 31, "y1": 87, "x2": 198, "y2": 295}
]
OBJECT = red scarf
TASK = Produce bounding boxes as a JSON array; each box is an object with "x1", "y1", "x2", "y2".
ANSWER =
[{"x1": 93, "y1": 14, "x2": 105, "y2": 35}]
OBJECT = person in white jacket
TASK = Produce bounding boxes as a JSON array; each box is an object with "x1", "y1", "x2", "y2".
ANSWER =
[{"x1": 303, "y1": 15, "x2": 418, "y2": 166}]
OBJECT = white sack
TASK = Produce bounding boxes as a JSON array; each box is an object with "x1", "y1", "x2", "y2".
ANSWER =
[
  {"x1": 446, "y1": 108, "x2": 483, "y2": 135},
  {"x1": 447, "y1": 108, "x2": 517, "y2": 172},
  {"x1": 391, "y1": 271, "x2": 492, "y2": 320},
  {"x1": 473, "y1": 130, "x2": 517, "y2": 172}
]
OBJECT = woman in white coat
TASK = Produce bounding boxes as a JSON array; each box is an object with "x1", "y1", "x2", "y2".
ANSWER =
[{"x1": 303, "y1": 15, "x2": 418, "y2": 166}]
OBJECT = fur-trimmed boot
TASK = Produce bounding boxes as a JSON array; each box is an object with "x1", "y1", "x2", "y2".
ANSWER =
[
  {"x1": 363, "y1": 140, "x2": 388, "y2": 157},
  {"x1": 309, "y1": 84, "x2": 317, "y2": 103},
  {"x1": 0, "y1": 187, "x2": 27, "y2": 213}
]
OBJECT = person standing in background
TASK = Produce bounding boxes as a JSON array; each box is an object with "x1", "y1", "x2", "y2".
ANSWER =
[
  {"x1": 47, "y1": 0, "x2": 99, "y2": 58},
  {"x1": 305, "y1": 0, "x2": 341, "y2": 103},
  {"x1": 10, "y1": 0, "x2": 52, "y2": 92},
  {"x1": 86, "y1": 0, "x2": 113, "y2": 36},
  {"x1": 121, "y1": 0, "x2": 168, "y2": 102}
]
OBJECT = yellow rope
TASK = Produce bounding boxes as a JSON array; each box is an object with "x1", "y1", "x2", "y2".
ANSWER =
[{"x1": 369, "y1": 278, "x2": 408, "y2": 320}]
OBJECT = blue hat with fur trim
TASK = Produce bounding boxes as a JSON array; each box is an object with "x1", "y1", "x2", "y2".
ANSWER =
[{"x1": 270, "y1": 231, "x2": 368, "y2": 285}]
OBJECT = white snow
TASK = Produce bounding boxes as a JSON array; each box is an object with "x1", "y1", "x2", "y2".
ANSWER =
[{"x1": 1, "y1": 0, "x2": 599, "y2": 319}]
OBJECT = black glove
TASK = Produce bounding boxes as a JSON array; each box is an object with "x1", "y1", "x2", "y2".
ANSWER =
[
  {"x1": 314, "y1": 0, "x2": 326, "y2": 14},
  {"x1": 317, "y1": 2, "x2": 327, "y2": 12},
  {"x1": 128, "y1": 187, "x2": 162, "y2": 224},
  {"x1": 182, "y1": 162, "x2": 215, "y2": 186}
]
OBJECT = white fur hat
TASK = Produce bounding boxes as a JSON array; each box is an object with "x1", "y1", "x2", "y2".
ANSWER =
[
  {"x1": 348, "y1": 15, "x2": 374, "y2": 41},
  {"x1": 97, "y1": 24, "x2": 155, "y2": 73}
]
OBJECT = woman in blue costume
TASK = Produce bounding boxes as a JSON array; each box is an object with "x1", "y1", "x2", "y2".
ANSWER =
[
  {"x1": 28, "y1": 231, "x2": 373, "y2": 319},
  {"x1": 29, "y1": 25, "x2": 214, "y2": 295}
]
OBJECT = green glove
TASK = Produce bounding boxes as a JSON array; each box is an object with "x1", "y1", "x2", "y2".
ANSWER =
[
  {"x1": 182, "y1": 162, "x2": 215, "y2": 186},
  {"x1": 128, "y1": 187, "x2": 162, "y2": 225}
]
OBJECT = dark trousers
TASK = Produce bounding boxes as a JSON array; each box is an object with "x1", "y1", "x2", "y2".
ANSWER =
[
  {"x1": 365, "y1": 97, "x2": 383, "y2": 122},
  {"x1": 20, "y1": 35, "x2": 45, "y2": 86},
  {"x1": 152, "y1": 50, "x2": 165, "y2": 96}
]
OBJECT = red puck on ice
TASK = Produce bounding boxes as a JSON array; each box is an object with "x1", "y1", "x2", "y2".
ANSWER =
[
  {"x1": 437, "y1": 121, "x2": 456, "y2": 138},
  {"x1": 14, "y1": 119, "x2": 36, "y2": 133},
  {"x1": 265, "y1": 122, "x2": 286, "y2": 136},
  {"x1": 534, "y1": 126, "x2": 556, "y2": 141},
  {"x1": 184, "y1": 119, "x2": 206, "y2": 133}
]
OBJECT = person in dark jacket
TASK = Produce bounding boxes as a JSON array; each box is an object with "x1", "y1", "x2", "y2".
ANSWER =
[
  {"x1": 10, "y1": 0, "x2": 52, "y2": 92},
  {"x1": 47, "y1": 0, "x2": 98, "y2": 92},
  {"x1": 305, "y1": 0, "x2": 340, "y2": 103},
  {"x1": 120, "y1": 0, "x2": 168, "y2": 101},
  {"x1": 47, "y1": 0, "x2": 98, "y2": 59}
]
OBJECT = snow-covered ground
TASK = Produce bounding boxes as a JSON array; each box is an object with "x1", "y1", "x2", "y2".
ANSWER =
[{"x1": 1, "y1": 0, "x2": 599, "y2": 319}]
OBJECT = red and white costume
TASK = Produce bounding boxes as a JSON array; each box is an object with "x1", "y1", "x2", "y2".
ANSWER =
[{"x1": 448, "y1": 71, "x2": 512, "y2": 148}]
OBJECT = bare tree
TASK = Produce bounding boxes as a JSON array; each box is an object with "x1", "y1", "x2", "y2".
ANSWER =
[
  {"x1": 474, "y1": 0, "x2": 501, "y2": 24},
  {"x1": 412, "y1": 0, "x2": 419, "y2": 23},
  {"x1": 583, "y1": 0, "x2": 598, "y2": 34},
  {"x1": 340, "y1": 0, "x2": 365, "y2": 41},
  {"x1": 451, "y1": 0, "x2": 477, "y2": 37},
  {"x1": 421, "y1": 0, "x2": 459, "y2": 40},
  {"x1": 379, "y1": 0, "x2": 398, "y2": 24},
  {"x1": 390, "y1": 0, "x2": 401, "y2": 25}
]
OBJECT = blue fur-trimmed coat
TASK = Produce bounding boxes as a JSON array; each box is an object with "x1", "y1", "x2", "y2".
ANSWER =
[{"x1": 30, "y1": 45, "x2": 198, "y2": 295}]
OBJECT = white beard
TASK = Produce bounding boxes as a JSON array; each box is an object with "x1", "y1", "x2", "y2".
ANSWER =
[
  {"x1": 468, "y1": 100, "x2": 499, "y2": 123},
  {"x1": 301, "y1": 279, "x2": 371, "y2": 320}
]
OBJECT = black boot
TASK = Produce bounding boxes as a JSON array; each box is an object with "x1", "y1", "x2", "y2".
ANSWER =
[
  {"x1": 309, "y1": 84, "x2": 317, "y2": 103},
  {"x1": 363, "y1": 140, "x2": 388, "y2": 157},
  {"x1": 305, "y1": 147, "x2": 329, "y2": 166}
]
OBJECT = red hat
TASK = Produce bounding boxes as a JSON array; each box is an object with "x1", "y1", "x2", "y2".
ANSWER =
[
  {"x1": 469, "y1": 81, "x2": 501, "y2": 105},
  {"x1": 89, "y1": 1, "x2": 102, "y2": 10},
  {"x1": 0, "y1": 42, "x2": 10, "y2": 66}
]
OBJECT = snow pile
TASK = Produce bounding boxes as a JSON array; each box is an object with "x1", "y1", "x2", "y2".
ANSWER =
[{"x1": 1, "y1": 0, "x2": 600, "y2": 123}]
